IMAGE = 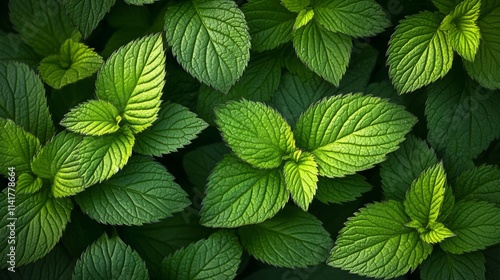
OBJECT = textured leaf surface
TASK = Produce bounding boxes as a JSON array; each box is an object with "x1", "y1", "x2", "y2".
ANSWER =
[
  {"x1": 239, "y1": 207, "x2": 333, "y2": 268},
  {"x1": 73, "y1": 234, "x2": 148, "y2": 280},
  {"x1": 200, "y1": 155, "x2": 289, "y2": 228},
  {"x1": 328, "y1": 200, "x2": 433, "y2": 279},
  {"x1": 454, "y1": 165, "x2": 500, "y2": 205},
  {"x1": 421, "y1": 249, "x2": 485, "y2": 280},
  {"x1": 16, "y1": 173, "x2": 43, "y2": 194},
  {"x1": 282, "y1": 0, "x2": 310, "y2": 12},
  {"x1": 164, "y1": 0, "x2": 250, "y2": 92},
  {"x1": 96, "y1": 34, "x2": 165, "y2": 134},
  {"x1": 0, "y1": 33, "x2": 39, "y2": 66},
  {"x1": 316, "y1": 175, "x2": 371, "y2": 205},
  {"x1": 431, "y1": 0, "x2": 460, "y2": 14},
  {"x1": 388, "y1": 12, "x2": 453, "y2": 94},
  {"x1": 294, "y1": 9, "x2": 314, "y2": 31},
  {"x1": 215, "y1": 100, "x2": 295, "y2": 169},
  {"x1": 284, "y1": 151, "x2": 318, "y2": 210},
  {"x1": 0, "y1": 118, "x2": 40, "y2": 175},
  {"x1": 124, "y1": 0, "x2": 155, "y2": 5},
  {"x1": 61, "y1": 100, "x2": 121, "y2": 136},
  {"x1": 162, "y1": 231, "x2": 242, "y2": 280},
  {"x1": 295, "y1": 94, "x2": 416, "y2": 178},
  {"x1": 63, "y1": 0, "x2": 116, "y2": 38},
  {"x1": 75, "y1": 156, "x2": 190, "y2": 225},
  {"x1": 293, "y1": 21, "x2": 352, "y2": 86}
]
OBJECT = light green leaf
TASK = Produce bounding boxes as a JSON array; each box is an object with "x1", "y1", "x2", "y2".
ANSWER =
[
  {"x1": 162, "y1": 231, "x2": 242, "y2": 280},
  {"x1": 440, "y1": 200, "x2": 500, "y2": 254},
  {"x1": 294, "y1": 94, "x2": 416, "y2": 178},
  {"x1": 164, "y1": 0, "x2": 250, "y2": 93},
  {"x1": 73, "y1": 234, "x2": 148, "y2": 280},
  {"x1": 75, "y1": 156, "x2": 190, "y2": 226},
  {"x1": 419, "y1": 221, "x2": 456, "y2": 244},
  {"x1": 0, "y1": 118, "x2": 40, "y2": 175},
  {"x1": 316, "y1": 174, "x2": 372, "y2": 205},
  {"x1": 61, "y1": 100, "x2": 121, "y2": 136},
  {"x1": 183, "y1": 142, "x2": 230, "y2": 188},
  {"x1": 124, "y1": 0, "x2": 155, "y2": 5},
  {"x1": 242, "y1": 0, "x2": 296, "y2": 52},
  {"x1": 421, "y1": 249, "x2": 485, "y2": 280},
  {"x1": 96, "y1": 34, "x2": 165, "y2": 134},
  {"x1": 134, "y1": 103, "x2": 207, "y2": 156},
  {"x1": 200, "y1": 155, "x2": 289, "y2": 228},
  {"x1": 63, "y1": 0, "x2": 116, "y2": 38},
  {"x1": 78, "y1": 126, "x2": 135, "y2": 187},
  {"x1": 380, "y1": 135, "x2": 439, "y2": 200},
  {"x1": 293, "y1": 21, "x2": 352, "y2": 86},
  {"x1": 8, "y1": 0, "x2": 79, "y2": 56},
  {"x1": 312, "y1": 0, "x2": 391, "y2": 37},
  {"x1": 328, "y1": 200, "x2": 433, "y2": 279},
  {"x1": 282, "y1": 0, "x2": 310, "y2": 12},
  {"x1": 239, "y1": 207, "x2": 332, "y2": 268},
  {"x1": 0, "y1": 33, "x2": 39, "y2": 66},
  {"x1": 39, "y1": 39, "x2": 103, "y2": 89},
  {"x1": 284, "y1": 151, "x2": 318, "y2": 211},
  {"x1": 215, "y1": 100, "x2": 296, "y2": 169},
  {"x1": 294, "y1": 9, "x2": 314, "y2": 31},
  {"x1": 0, "y1": 188, "x2": 73, "y2": 268},
  {"x1": 0, "y1": 61, "x2": 54, "y2": 144},
  {"x1": 31, "y1": 131, "x2": 83, "y2": 197},
  {"x1": 16, "y1": 173, "x2": 43, "y2": 194},
  {"x1": 387, "y1": 11, "x2": 453, "y2": 94},
  {"x1": 454, "y1": 165, "x2": 500, "y2": 205}
]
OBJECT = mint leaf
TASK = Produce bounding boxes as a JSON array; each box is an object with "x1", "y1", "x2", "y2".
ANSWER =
[
  {"x1": 75, "y1": 156, "x2": 190, "y2": 225},
  {"x1": 284, "y1": 151, "x2": 318, "y2": 211},
  {"x1": 294, "y1": 9, "x2": 314, "y2": 31},
  {"x1": 16, "y1": 173, "x2": 43, "y2": 194},
  {"x1": 0, "y1": 189, "x2": 73, "y2": 268},
  {"x1": 0, "y1": 33, "x2": 39, "y2": 66},
  {"x1": 328, "y1": 200, "x2": 433, "y2": 279},
  {"x1": 454, "y1": 165, "x2": 500, "y2": 205},
  {"x1": 313, "y1": 0, "x2": 391, "y2": 37},
  {"x1": 124, "y1": 0, "x2": 155, "y2": 5},
  {"x1": 242, "y1": 0, "x2": 295, "y2": 52},
  {"x1": 0, "y1": 118, "x2": 40, "y2": 175},
  {"x1": 162, "y1": 231, "x2": 242, "y2": 280},
  {"x1": 78, "y1": 126, "x2": 135, "y2": 187},
  {"x1": 38, "y1": 39, "x2": 103, "y2": 89},
  {"x1": 73, "y1": 234, "x2": 148, "y2": 280},
  {"x1": 9, "y1": 0, "x2": 79, "y2": 56},
  {"x1": 294, "y1": 94, "x2": 416, "y2": 178},
  {"x1": 200, "y1": 155, "x2": 289, "y2": 228},
  {"x1": 387, "y1": 11, "x2": 453, "y2": 94},
  {"x1": 440, "y1": 200, "x2": 500, "y2": 254},
  {"x1": 134, "y1": 103, "x2": 207, "y2": 156},
  {"x1": 183, "y1": 143, "x2": 230, "y2": 188},
  {"x1": 63, "y1": 0, "x2": 116, "y2": 38},
  {"x1": 0, "y1": 61, "x2": 55, "y2": 144},
  {"x1": 421, "y1": 249, "x2": 485, "y2": 280},
  {"x1": 96, "y1": 34, "x2": 165, "y2": 134},
  {"x1": 215, "y1": 100, "x2": 295, "y2": 169},
  {"x1": 293, "y1": 21, "x2": 352, "y2": 86},
  {"x1": 282, "y1": 0, "x2": 310, "y2": 12},
  {"x1": 61, "y1": 100, "x2": 121, "y2": 136},
  {"x1": 419, "y1": 222, "x2": 456, "y2": 244},
  {"x1": 431, "y1": 0, "x2": 461, "y2": 14},
  {"x1": 164, "y1": 0, "x2": 250, "y2": 93},
  {"x1": 380, "y1": 136, "x2": 439, "y2": 200},
  {"x1": 31, "y1": 131, "x2": 84, "y2": 197},
  {"x1": 316, "y1": 175, "x2": 372, "y2": 205},
  {"x1": 239, "y1": 207, "x2": 333, "y2": 268}
]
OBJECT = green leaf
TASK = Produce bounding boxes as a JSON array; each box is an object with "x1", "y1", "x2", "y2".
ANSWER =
[
  {"x1": 75, "y1": 156, "x2": 190, "y2": 225},
  {"x1": 0, "y1": 61, "x2": 55, "y2": 144},
  {"x1": 61, "y1": 100, "x2": 121, "y2": 136},
  {"x1": 440, "y1": 200, "x2": 500, "y2": 254},
  {"x1": 380, "y1": 135, "x2": 439, "y2": 200},
  {"x1": 312, "y1": 0, "x2": 391, "y2": 37},
  {"x1": 96, "y1": 34, "x2": 165, "y2": 134},
  {"x1": 124, "y1": 0, "x2": 155, "y2": 5},
  {"x1": 316, "y1": 174, "x2": 372, "y2": 205},
  {"x1": 38, "y1": 39, "x2": 103, "y2": 89},
  {"x1": 284, "y1": 151, "x2": 318, "y2": 211},
  {"x1": 8, "y1": 0, "x2": 79, "y2": 56},
  {"x1": 419, "y1": 221, "x2": 456, "y2": 244},
  {"x1": 0, "y1": 33, "x2": 39, "y2": 66},
  {"x1": 162, "y1": 231, "x2": 242, "y2": 280},
  {"x1": 431, "y1": 0, "x2": 461, "y2": 14},
  {"x1": 73, "y1": 234, "x2": 148, "y2": 280},
  {"x1": 16, "y1": 173, "x2": 43, "y2": 194},
  {"x1": 78, "y1": 126, "x2": 135, "y2": 187},
  {"x1": 421, "y1": 249, "x2": 486, "y2": 280},
  {"x1": 63, "y1": 0, "x2": 116, "y2": 38},
  {"x1": 200, "y1": 155, "x2": 289, "y2": 228},
  {"x1": 183, "y1": 142, "x2": 230, "y2": 188},
  {"x1": 215, "y1": 100, "x2": 296, "y2": 169},
  {"x1": 387, "y1": 11, "x2": 453, "y2": 94},
  {"x1": 31, "y1": 131, "x2": 84, "y2": 197},
  {"x1": 242, "y1": 0, "x2": 296, "y2": 52},
  {"x1": 0, "y1": 118, "x2": 40, "y2": 175},
  {"x1": 293, "y1": 21, "x2": 352, "y2": 86},
  {"x1": 294, "y1": 94, "x2": 417, "y2": 178},
  {"x1": 282, "y1": 0, "x2": 310, "y2": 12},
  {"x1": 134, "y1": 103, "x2": 207, "y2": 156},
  {"x1": 0, "y1": 189, "x2": 73, "y2": 268},
  {"x1": 294, "y1": 9, "x2": 314, "y2": 31},
  {"x1": 328, "y1": 200, "x2": 433, "y2": 279},
  {"x1": 454, "y1": 165, "x2": 500, "y2": 205},
  {"x1": 441, "y1": 0, "x2": 481, "y2": 62},
  {"x1": 239, "y1": 207, "x2": 333, "y2": 268},
  {"x1": 164, "y1": 0, "x2": 250, "y2": 93}
]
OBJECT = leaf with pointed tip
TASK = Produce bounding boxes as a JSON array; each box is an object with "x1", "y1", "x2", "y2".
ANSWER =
[
  {"x1": 16, "y1": 173, "x2": 43, "y2": 194},
  {"x1": 454, "y1": 165, "x2": 500, "y2": 205},
  {"x1": 61, "y1": 100, "x2": 121, "y2": 136},
  {"x1": 282, "y1": 0, "x2": 310, "y2": 12},
  {"x1": 63, "y1": 0, "x2": 116, "y2": 38},
  {"x1": 284, "y1": 151, "x2": 318, "y2": 211}
]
